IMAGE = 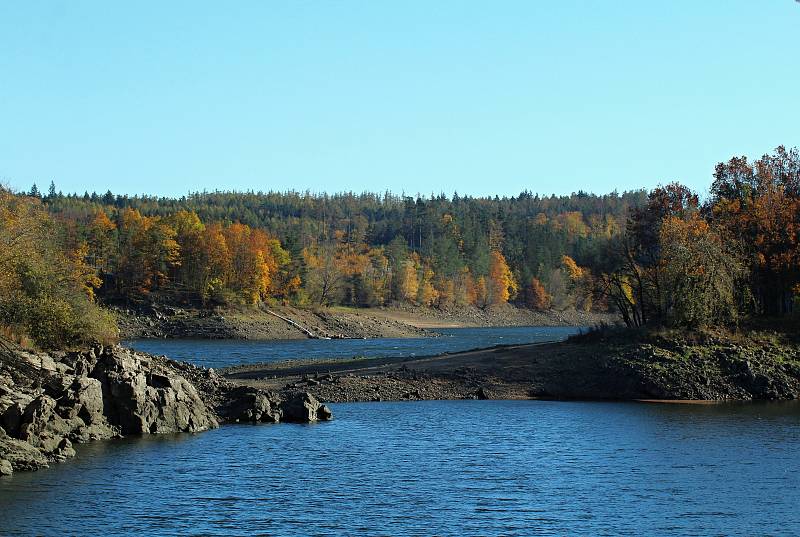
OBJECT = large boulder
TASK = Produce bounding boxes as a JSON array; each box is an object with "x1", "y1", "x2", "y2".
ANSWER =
[
  {"x1": 219, "y1": 386, "x2": 281, "y2": 423},
  {"x1": 0, "y1": 425, "x2": 49, "y2": 473},
  {"x1": 279, "y1": 392, "x2": 333, "y2": 423},
  {"x1": 92, "y1": 349, "x2": 218, "y2": 434},
  {"x1": 17, "y1": 395, "x2": 75, "y2": 452}
]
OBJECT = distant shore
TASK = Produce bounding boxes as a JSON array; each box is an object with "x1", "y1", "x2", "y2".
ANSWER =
[
  {"x1": 116, "y1": 303, "x2": 619, "y2": 340},
  {"x1": 224, "y1": 330, "x2": 800, "y2": 403}
]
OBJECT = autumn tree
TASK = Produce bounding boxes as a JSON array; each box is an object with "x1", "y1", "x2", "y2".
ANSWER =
[
  {"x1": 710, "y1": 146, "x2": 800, "y2": 315},
  {"x1": 486, "y1": 251, "x2": 517, "y2": 305},
  {"x1": 417, "y1": 266, "x2": 439, "y2": 307},
  {"x1": 303, "y1": 242, "x2": 348, "y2": 305},
  {"x1": 525, "y1": 277, "x2": 552, "y2": 310},
  {"x1": 222, "y1": 224, "x2": 286, "y2": 304},
  {"x1": 453, "y1": 267, "x2": 478, "y2": 307},
  {"x1": 602, "y1": 183, "x2": 700, "y2": 326},
  {"x1": 0, "y1": 187, "x2": 116, "y2": 348},
  {"x1": 475, "y1": 276, "x2": 488, "y2": 308},
  {"x1": 85, "y1": 210, "x2": 116, "y2": 273},
  {"x1": 114, "y1": 208, "x2": 180, "y2": 300},
  {"x1": 198, "y1": 222, "x2": 231, "y2": 304},
  {"x1": 396, "y1": 253, "x2": 420, "y2": 304},
  {"x1": 562, "y1": 255, "x2": 593, "y2": 311},
  {"x1": 658, "y1": 215, "x2": 747, "y2": 327}
]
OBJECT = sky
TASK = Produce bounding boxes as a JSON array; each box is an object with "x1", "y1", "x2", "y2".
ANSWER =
[{"x1": 1, "y1": 1, "x2": 798, "y2": 199}]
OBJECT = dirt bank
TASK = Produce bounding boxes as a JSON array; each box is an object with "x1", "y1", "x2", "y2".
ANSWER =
[
  {"x1": 224, "y1": 330, "x2": 800, "y2": 403},
  {"x1": 116, "y1": 303, "x2": 618, "y2": 340},
  {"x1": 364, "y1": 303, "x2": 619, "y2": 329},
  {"x1": 116, "y1": 305, "x2": 431, "y2": 340}
]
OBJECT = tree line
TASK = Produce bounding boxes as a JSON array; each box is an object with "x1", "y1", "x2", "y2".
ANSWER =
[
  {"x1": 4, "y1": 145, "x2": 798, "y2": 348},
  {"x1": 37, "y1": 185, "x2": 642, "y2": 311}
]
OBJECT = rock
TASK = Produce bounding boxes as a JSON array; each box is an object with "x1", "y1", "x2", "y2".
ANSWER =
[
  {"x1": 279, "y1": 392, "x2": 333, "y2": 423},
  {"x1": 18, "y1": 351, "x2": 58, "y2": 374},
  {"x1": 316, "y1": 404, "x2": 333, "y2": 421},
  {"x1": 71, "y1": 377, "x2": 106, "y2": 426},
  {"x1": 54, "y1": 438, "x2": 76, "y2": 459},
  {"x1": 18, "y1": 395, "x2": 73, "y2": 450},
  {"x1": 0, "y1": 426, "x2": 49, "y2": 472},
  {"x1": 475, "y1": 387, "x2": 491, "y2": 400},
  {"x1": 93, "y1": 350, "x2": 218, "y2": 434},
  {"x1": 1, "y1": 401, "x2": 26, "y2": 437},
  {"x1": 219, "y1": 386, "x2": 280, "y2": 423},
  {"x1": 0, "y1": 459, "x2": 12, "y2": 476}
]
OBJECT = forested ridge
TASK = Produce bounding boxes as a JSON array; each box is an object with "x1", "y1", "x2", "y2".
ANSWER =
[
  {"x1": 41, "y1": 183, "x2": 645, "y2": 311},
  {"x1": 2, "y1": 146, "x2": 798, "y2": 348}
]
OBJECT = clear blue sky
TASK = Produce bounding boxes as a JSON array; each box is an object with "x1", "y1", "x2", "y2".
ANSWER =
[{"x1": 1, "y1": 1, "x2": 798, "y2": 198}]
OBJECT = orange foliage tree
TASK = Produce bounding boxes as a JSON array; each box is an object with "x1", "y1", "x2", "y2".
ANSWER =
[{"x1": 526, "y1": 277, "x2": 552, "y2": 310}]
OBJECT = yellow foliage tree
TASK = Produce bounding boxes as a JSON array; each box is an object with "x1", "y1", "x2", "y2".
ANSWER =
[
  {"x1": 417, "y1": 267, "x2": 439, "y2": 306},
  {"x1": 487, "y1": 251, "x2": 517, "y2": 305}
]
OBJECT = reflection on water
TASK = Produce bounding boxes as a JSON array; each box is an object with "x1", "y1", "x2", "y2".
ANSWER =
[
  {"x1": 1, "y1": 400, "x2": 799, "y2": 536},
  {"x1": 124, "y1": 326, "x2": 583, "y2": 369}
]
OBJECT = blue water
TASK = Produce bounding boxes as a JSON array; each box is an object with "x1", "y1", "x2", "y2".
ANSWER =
[
  {"x1": 1, "y1": 399, "x2": 799, "y2": 536},
  {"x1": 124, "y1": 326, "x2": 582, "y2": 369}
]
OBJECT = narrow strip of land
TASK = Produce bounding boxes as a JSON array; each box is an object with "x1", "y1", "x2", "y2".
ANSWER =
[
  {"x1": 224, "y1": 334, "x2": 800, "y2": 404},
  {"x1": 223, "y1": 341, "x2": 640, "y2": 402}
]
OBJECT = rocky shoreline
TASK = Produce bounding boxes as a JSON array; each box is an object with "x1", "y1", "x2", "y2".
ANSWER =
[
  {"x1": 7, "y1": 327, "x2": 794, "y2": 477},
  {"x1": 0, "y1": 344, "x2": 332, "y2": 477},
  {"x1": 227, "y1": 331, "x2": 800, "y2": 404}
]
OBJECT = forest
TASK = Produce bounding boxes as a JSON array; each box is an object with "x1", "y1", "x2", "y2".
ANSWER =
[{"x1": 1, "y1": 146, "x2": 798, "y2": 348}]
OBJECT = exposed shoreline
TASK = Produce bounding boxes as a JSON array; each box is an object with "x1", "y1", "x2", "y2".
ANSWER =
[
  {"x1": 224, "y1": 332, "x2": 800, "y2": 404},
  {"x1": 5, "y1": 324, "x2": 798, "y2": 477},
  {"x1": 116, "y1": 303, "x2": 618, "y2": 340}
]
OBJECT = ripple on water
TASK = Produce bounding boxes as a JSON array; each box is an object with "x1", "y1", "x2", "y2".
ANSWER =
[{"x1": 0, "y1": 400, "x2": 799, "y2": 536}]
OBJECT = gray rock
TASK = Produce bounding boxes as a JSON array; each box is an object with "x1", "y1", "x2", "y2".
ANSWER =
[
  {"x1": 279, "y1": 392, "x2": 333, "y2": 423},
  {"x1": 219, "y1": 386, "x2": 280, "y2": 423},
  {"x1": 16, "y1": 395, "x2": 81, "y2": 455},
  {"x1": 1, "y1": 401, "x2": 25, "y2": 437},
  {"x1": 0, "y1": 458, "x2": 12, "y2": 476},
  {"x1": 0, "y1": 426, "x2": 49, "y2": 472},
  {"x1": 93, "y1": 350, "x2": 218, "y2": 434}
]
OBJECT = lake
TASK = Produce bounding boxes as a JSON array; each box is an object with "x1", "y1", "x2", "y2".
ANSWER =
[
  {"x1": 4, "y1": 329, "x2": 800, "y2": 535},
  {"x1": 1, "y1": 399, "x2": 799, "y2": 536},
  {"x1": 124, "y1": 326, "x2": 583, "y2": 369}
]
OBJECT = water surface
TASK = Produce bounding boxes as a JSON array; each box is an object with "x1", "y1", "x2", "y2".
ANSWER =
[
  {"x1": 125, "y1": 326, "x2": 582, "y2": 369},
  {"x1": 1, "y1": 400, "x2": 798, "y2": 536}
]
